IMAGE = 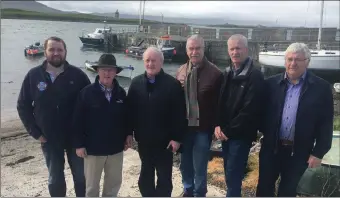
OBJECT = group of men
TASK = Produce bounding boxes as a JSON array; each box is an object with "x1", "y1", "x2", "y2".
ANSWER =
[{"x1": 17, "y1": 34, "x2": 334, "y2": 197}]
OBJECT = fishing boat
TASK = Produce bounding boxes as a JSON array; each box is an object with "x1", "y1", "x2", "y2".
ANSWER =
[
  {"x1": 84, "y1": 60, "x2": 135, "y2": 79},
  {"x1": 259, "y1": 0, "x2": 340, "y2": 84},
  {"x1": 124, "y1": 35, "x2": 178, "y2": 62},
  {"x1": 24, "y1": 42, "x2": 44, "y2": 57},
  {"x1": 79, "y1": 27, "x2": 112, "y2": 47}
]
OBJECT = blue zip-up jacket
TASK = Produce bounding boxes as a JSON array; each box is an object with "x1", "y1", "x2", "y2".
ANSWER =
[{"x1": 17, "y1": 61, "x2": 91, "y2": 147}]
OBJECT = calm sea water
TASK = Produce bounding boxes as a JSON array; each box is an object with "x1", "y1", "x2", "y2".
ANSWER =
[{"x1": 0, "y1": 19, "x2": 190, "y2": 122}]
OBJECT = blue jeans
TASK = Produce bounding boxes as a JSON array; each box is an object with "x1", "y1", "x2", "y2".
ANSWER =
[
  {"x1": 180, "y1": 131, "x2": 212, "y2": 197},
  {"x1": 222, "y1": 139, "x2": 252, "y2": 197},
  {"x1": 41, "y1": 143, "x2": 86, "y2": 197}
]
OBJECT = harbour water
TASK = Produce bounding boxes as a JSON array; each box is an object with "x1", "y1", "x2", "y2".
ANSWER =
[
  {"x1": 0, "y1": 19, "x2": 197, "y2": 122},
  {"x1": 1, "y1": 19, "x2": 339, "y2": 122}
]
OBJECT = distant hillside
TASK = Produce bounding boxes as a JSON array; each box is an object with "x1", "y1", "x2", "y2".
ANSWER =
[
  {"x1": 1, "y1": 1, "x2": 69, "y2": 14},
  {"x1": 92, "y1": 12, "x2": 227, "y2": 26},
  {"x1": 91, "y1": 12, "x2": 280, "y2": 27},
  {"x1": 1, "y1": 8, "x2": 165, "y2": 25},
  {"x1": 0, "y1": 1, "x2": 266, "y2": 27}
]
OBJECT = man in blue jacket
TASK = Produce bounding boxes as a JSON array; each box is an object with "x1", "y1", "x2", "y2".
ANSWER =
[
  {"x1": 256, "y1": 43, "x2": 334, "y2": 197},
  {"x1": 73, "y1": 53, "x2": 132, "y2": 197},
  {"x1": 17, "y1": 36, "x2": 90, "y2": 197}
]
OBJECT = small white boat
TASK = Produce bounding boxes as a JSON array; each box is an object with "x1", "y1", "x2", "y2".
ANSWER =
[
  {"x1": 84, "y1": 60, "x2": 135, "y2": 79},
  {"x1": 259, "y1": 50, "x2": 340, "y2": 70},
  {"x1": 259, "y1": 0, "x2": 340, "y2": 84},
  {"x1": 84, "y1": 61, "x2": 96, "y2": 72}
]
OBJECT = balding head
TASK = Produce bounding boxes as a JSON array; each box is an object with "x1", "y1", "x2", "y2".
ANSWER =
[{"x1": 143, "y1": 47, "x2": 164, "y2": 78}]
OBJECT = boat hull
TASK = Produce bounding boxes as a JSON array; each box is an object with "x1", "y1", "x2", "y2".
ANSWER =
[
  {"x1": 79, "y1": 37, "x2": 105, "y2": 47},
  {"x1": 259, "y1": 51, "x2": 340, "y2": 84},
  {"x1": 259, "y1": 52, "x2": 340, "y2": 70},
  {"x1": 124, "y1": 46, "x2": 175, "y2": 62}
]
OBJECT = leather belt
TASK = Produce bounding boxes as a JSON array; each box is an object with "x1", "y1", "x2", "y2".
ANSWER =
[{"x1": 280, "y1": 139, "x2": 294, "y2": 146}]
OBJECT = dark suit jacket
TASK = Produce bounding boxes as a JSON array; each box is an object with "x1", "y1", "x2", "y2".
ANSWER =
[{"x1": 260, "y1": 71, "x2": 334, "y2": 161}]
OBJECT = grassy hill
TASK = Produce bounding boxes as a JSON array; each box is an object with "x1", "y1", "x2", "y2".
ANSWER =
[{"x1": 1, "y1": 8, "x2": 163, "y2": 25}]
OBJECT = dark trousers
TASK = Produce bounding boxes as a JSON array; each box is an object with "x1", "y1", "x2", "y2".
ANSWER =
[
  {"x1": 222, "y1": 139, "x2": 252, "y2": 197},
  {"x1": 137, "y1": 144, "x2": 173, "y2": 197},
  {"x1": 41, "y1": 142, "x2": 86, "y2": 197},
  {"x1": 256, "y1": 145, "x2": 308, "y2": 197}
]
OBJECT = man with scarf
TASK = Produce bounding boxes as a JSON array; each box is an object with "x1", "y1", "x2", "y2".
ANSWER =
[
  {"x1": 214, "y1": 34, "x2": 265, "y2": 197},
  {"x1": 176, "y1": 35, "x2": 223, "y2": 197}
]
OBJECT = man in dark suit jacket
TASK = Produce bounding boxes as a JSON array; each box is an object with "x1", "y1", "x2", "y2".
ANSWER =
[{"x1": 256, "y1": 42, "x2": 334, "y2": 197}]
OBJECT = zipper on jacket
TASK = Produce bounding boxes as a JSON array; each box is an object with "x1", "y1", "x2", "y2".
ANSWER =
[{"x1": 275, "y1": 83, "x2": 288, "y2": 154}]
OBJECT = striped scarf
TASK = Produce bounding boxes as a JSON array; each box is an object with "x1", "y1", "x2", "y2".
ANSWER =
[{"x1": 184, "y1": 61, "x2": 199, "y2": 126}]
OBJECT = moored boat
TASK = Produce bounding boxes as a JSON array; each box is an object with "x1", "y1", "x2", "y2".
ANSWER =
[
  {"x1": 24, "y1": 42, "x2": 44, "y2": 57},
  {"x1": 259, "y1": 0, "x2": 340, "y2": 84}
]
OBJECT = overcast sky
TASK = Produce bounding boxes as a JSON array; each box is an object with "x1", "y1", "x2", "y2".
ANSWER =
[{"x1": 38, "y1": 1, "x2": 340, "y2": 27}]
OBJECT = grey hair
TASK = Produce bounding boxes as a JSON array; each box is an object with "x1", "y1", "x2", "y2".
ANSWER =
[
  {"x1": 285, "y1": 42, "x2": 311, "y2": 60},
  {"x1": 186, "y1": 34, "x2": 205, "y2": 49},
  {"x1": 143, "y1": 46, "x2": 164, "y2": 62},
  {"x1": 227, "y1": 34, "x2": 248, "y2": 47}
]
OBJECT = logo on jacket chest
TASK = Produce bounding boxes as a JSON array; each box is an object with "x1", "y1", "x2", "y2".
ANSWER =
[{"x1": 37, "y1": 82, "x2": 47, "y2": 91}]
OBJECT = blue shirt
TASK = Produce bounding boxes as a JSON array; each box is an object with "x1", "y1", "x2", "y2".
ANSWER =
[
  {"x1": 148, "y1": 78, "x2": 155, "y2": 84},
  {"x1": 280, "y1": 71, "x2": 307, "y2": 140}
]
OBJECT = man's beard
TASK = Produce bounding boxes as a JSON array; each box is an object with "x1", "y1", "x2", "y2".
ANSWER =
[{"x1": 47, "y1": 56, "x2": 65, "y2": 68}]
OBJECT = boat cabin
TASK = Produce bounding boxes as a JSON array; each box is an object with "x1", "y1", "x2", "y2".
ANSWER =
[{"x1": 86, "y1": 28, "x2": 111, "y2": 39}]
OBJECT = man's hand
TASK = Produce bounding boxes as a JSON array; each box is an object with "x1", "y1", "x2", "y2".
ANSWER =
[
  {"x1": 124, "y1": 135, "x2": 133, "y2": 151},
  {"x1": 214, "y1": 126, "x2": 228, "y2": 141},
  {"x1": 76, "y1": 148, "x2": 87, "y2": 158},
  {"x1": 307, "y1": 155, "x2": 322, "y2": 168},
  {"x1": 168, "y1": 140, "x2": 180, "y2": 153},
  {"x1": 38, "y1": 136, "x2": 47, "y2": 143}
]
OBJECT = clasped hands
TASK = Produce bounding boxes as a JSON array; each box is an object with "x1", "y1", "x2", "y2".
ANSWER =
[{"x1": 76, "y1": 135, "x2": 134, "y2": 158}]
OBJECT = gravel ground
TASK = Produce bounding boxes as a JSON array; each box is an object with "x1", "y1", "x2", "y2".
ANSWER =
[{"x1": 1, "y1": 119, "x2": 226, "y2": 197}]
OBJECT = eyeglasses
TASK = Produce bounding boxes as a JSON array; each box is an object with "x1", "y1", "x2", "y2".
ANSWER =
[{"x1": 286, "y1": 58, "x2": 308, "y2": 63}]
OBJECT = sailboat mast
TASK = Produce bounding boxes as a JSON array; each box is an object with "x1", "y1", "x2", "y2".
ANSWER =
[
  {"x1": 142, "y1": 0, "x2": 146, "y2": 26},
  {"x1": 139, "y1": 1, "x2": 142, "y2": 26},
  {"x1": 317, "y1": 0, "x2": 324, "y2": 50}
]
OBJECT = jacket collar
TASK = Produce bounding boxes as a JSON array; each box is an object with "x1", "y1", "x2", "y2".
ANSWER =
[
  {"x1": 185, "y1": 56, "x2": 209, "y2": 71},
  {"x1": 94, "y1": 75, "x2": 120, "y2": 93},
  {"x1": 143, "y1": 68, "x2": 165, "y2": 82},
  {"x1": 226, "y1": 57, "x2": 253, "y2": 80},
  {"x1": 277, "y1": 70, "x2": 315, "y2": 85}
]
